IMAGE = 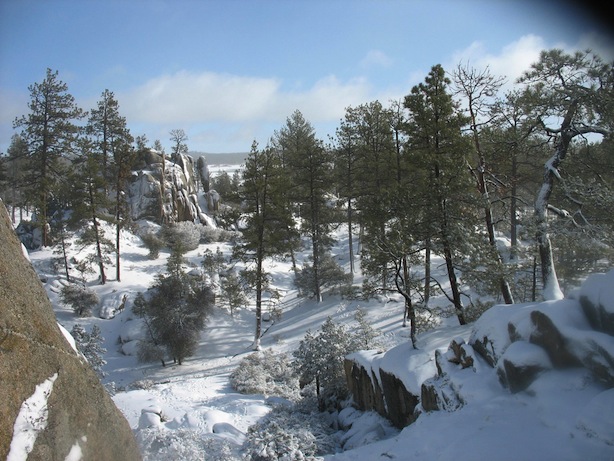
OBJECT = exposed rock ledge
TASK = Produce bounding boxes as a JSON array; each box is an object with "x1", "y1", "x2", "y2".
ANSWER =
[
  {"x1": 345, "y1": 269, "x2": 614, "y2": 429},
  {"x1": 0, "y1": 202, "x2": 142, "y2": 461}
]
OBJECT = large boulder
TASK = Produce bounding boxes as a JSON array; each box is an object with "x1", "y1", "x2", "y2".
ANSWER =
[
  {"x1": 0, "y1": 202, "x2": 141, "y2": 461},
  {"x1": 346, "y1": 271, "x2": 614, "y2": 429},
  {"x1": 574, "y1": 269, "x2": 614, "y2": 335},
  {"x1": 127, "y1": 152, "x2": 205, "y2": 224}
]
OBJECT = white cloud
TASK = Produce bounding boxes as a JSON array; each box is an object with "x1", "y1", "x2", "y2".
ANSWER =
[
  {"x1": 447, "y1": 32, "x2": 614, "y2": 91},
  {"x1": 116, "y1": 71, "x2": 387, "y2": 151},
  {"x1": 120, "y1": 71, "x2": 378, "y2": 127},
  {"x1": 448, "y1": 34, "x2": 547, "y2": 86},
  {"x1": 360, "y1": 50, "x2": 393, "y2": 69},
  {"x1": 120, "y1": 71, "x2": 282, "y2": 124}
]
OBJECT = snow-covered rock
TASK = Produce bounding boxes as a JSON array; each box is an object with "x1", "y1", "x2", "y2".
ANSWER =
[
  {"x1": 574, "y1": 268, "x2": 614, "y2": 335},
  {"x1": 345, "y1": 271, "x2": 614, "y2": 430},
  {"x1": 127, "y1": 152, "x2": 209, "y2": 225}
]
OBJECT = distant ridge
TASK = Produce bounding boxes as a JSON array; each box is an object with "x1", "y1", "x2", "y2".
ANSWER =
[{"x1": 190, "y1": 151, "x2": 248, "y2": 165}]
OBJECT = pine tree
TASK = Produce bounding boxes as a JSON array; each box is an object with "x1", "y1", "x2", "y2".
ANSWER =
[
  {"x1": 13, "y1": 68, "x2": 84, "y2": 246},
  {"x1": 349, "y1": 101, "x2": 398, "y2": 293},
  {"x1": 517, "y1": 49, "x2": 613, "y2": 299},
  {"x1": 453, "y1": 64, "x2": 515, "y2": 304},
  {"x1": 1, "y1": 134, "x2": 29, "y2": 223},
  {"x1": 134, "y1": 246, "x2": 214, "y2": 365},
  {"x1": 71, "y1": 136, "x2": 115, "y2": 284},
  {"x1": 86, "y1": 89, "x2": 134, "y2": 282},
  {"x1": 403, "y1": 65, "x2": 476, "y2": 326},
  {"x1": 234, "y1": 141, "x2": 298, "y2": 350},
  {"x1": 273, "y1": 110, "x2": 341, "y2": 302},
  {"x1": 293, "y1": 317, "x2": 354, "y2": 410},
  {"x1": 71, "y1": 324, "x2": 107, "y2": 378}
]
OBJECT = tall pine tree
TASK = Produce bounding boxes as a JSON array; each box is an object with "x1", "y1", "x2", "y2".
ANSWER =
[
  {"x1": 404, "y1": 65, "x2": 475, "y2": 325},
  {"x1": 86, "y1": 89, "x2": 134, "y2": 281},
  {"x1": 235, "y1": 142, "x2": 298, "y2": 349},
  {"x1": 13, "y1": 68, "x2": 84, "y2": 246},
  {"x1": 273, "y1": 110, "x2": 341, "y2": 302}
]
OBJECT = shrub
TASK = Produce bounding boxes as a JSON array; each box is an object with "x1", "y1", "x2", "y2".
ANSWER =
[
  {"x1": 160, "y1": 221, "x2": 201, "y2": 252},
  {"x1": 60, "y1": 283, "x2": 99, "y2": 316},
  {"x1": 230, "y1": 350, "x2": 300, "y2": 400},
  {"x1": 133, "y1": 251, "x2": 214, "y2": 366},
  {"x1": 136, "y1": 339, "x2": 167, "y2": 366},
  {"x1": 293, "y1": 318, "x2": 353, "y2": 410},
  {"x1": 242, "y1": 402, "x2": 336, "y2": 461},
  {"x1": 202, "y1": 247, "x2": 226, "y2": 279},
  {"x1": 293, "y1": 315, "x2": 381, "y2": 410},
  {"x1": 200, "y1": 225, "x2": 239, "y2": 244},
  {"x1": 141, "y1": 232, "x2": 164, "y2": 259},
  {"x1": 71, "y1": 324, "x2": 106, "y2": 377},
  {"x1": 138, "y1": 429, "x2": 239, "y2": 461},
  {"x1": 350, "y1": 309, "x2": 381, "y2": 351},
  {"x1": 219, "y1": 272, "x2": 248, "y2": 317}
]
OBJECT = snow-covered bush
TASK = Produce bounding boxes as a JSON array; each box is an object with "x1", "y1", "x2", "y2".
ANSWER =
[
  {"x1": 293, "y1": 317, "x2": 354, "y2": 410},
  {"x1": 138, "y1": 429, "x2": 239, "y2": 461},
  {"x1": 160, "y1": 221, "x2": 202, "y2": 252},
  {"x1": 242, "y1": 401, "x2": 336, "y2": 461},
  {"x1": 463, "y1": 299, "x2": 495, "y2": 323},
  {"x1": 140, "y1": 232, "x2": 164, "y2": 259},
  {"x1": 202, "y1": 247, "x2": 226, "y2": 283},
  {"x1": 136, "y1": 339, "x2": 166, "y2": 366},
  {"x1": 350, "y1": 309, "x2": 381, "y2": 350},
  {"x1": 133, "y1": 259, "x2": 215, "y2": 366},
  {"x1": 71, "y1": 324, "x2": 106, "y2": 377},
  {"x1": 60, "y1": 283, "x2": 99, "y2": 316},
  {"x1": 230, "y1": 350, "x2": 300, "y2": 400},
  {"x1": 220, "y1": 271, "x2": 248, "y2": 317},
  {"x1": 200, "y1": 225, "x2": 238, "y2": 243}
]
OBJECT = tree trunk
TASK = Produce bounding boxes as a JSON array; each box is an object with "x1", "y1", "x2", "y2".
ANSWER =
[
  {"x1": 398, "y1": 256, "x2": 417, "y2": 348},
  {"x1": 312, "y1": 234, "x2": 322, "y2": 303},
  {"x1": 116, "y1": 175, "x2": 122, "y2": 282},
  {"x1": 510, "y1": 152, "x2": 518, "y2": 260},
  {"x1": 438, "y1": 186, "x2": 465, "y2": 324},
  {"x1": 116, "y1": 222, "x2": 121, "y2": 282},
  {"x1": 443, "y1": 244, "x2": 465, "y2": 325},
  {"x1": 253, "y1": 254, "x2": 263, "y2": 351},
  {"x1": 534, "y1": 102, "x2": 577, "y2": 300},
  {"x1": 60, "y1": 229, "x2": 70, "y2": 282},
  {"x1": 93, "y1": 217, "x2": 106, "y2": 285},
  {"x1": 467, "y1": 92, "x2": 514, "y2": 304},
  {"x1": 424, "y1": 236, "x2": 431, "y2": 306},
  {"x1": 347, "y1": 198, "x2": 354, "y2": 274},
  {"x1": 89, "y1": 184, "x2": 106, "y2": 285}
]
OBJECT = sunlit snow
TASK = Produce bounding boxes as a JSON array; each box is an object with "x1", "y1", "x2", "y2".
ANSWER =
[{"x1": 18, "y1": 161, "x2": 614, "y2": 461}]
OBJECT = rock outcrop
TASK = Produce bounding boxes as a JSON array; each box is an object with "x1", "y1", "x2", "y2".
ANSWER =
[
  {"x1": 0, "y1": 202, "x2": 142, "y2": 461},
  {"x1": 345, "y1": 269, "x2": 614, "y2": 429},
  {"x1": 128, "y1": 151, "x2": 208, "y2": 224}
]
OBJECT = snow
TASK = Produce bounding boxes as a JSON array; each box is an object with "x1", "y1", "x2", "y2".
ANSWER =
[
  {"x1": 64, "y1": 439, "x2": 84, "y2": 461},
  {"x1": 16, "y1": 162, "x2": 614, "y2": 461},
  {"x1": 58, "y1": 322, "x2": 79, "y2": 355},
  {"x1": 576, "y1": 268, "x2": 614, "y2": 316},
  {"x1": 7, "y1": 373, "x2": 59, "y2": 461}
]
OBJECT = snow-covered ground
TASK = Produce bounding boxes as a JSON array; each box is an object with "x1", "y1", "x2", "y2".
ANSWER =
[{"x1": 23, "y1": 166, "x2": 614, "y2": 460}]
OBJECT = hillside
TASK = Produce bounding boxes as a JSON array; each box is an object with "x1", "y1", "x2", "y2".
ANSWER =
[{"x1": 19, "y1": 207, "x2": 613, "y2": 460}]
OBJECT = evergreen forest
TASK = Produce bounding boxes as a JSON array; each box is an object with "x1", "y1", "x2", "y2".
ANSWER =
[{"x1": 1, "y1": 48, "x2": 613, "y2": 350}]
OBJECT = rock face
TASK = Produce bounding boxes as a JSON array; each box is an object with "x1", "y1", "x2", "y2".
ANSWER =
[
  {"x1": 0, "y1": 202, "x2": 142, "y2": 461},
  {"x1": 345, "y1": 269, "x2": 614, "y2": 428},
  {"x1": 128, "y1": 151, "x2": 208, "y2": 224}
]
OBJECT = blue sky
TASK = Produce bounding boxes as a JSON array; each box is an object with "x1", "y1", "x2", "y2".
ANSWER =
[{"x1": 1, "y1": 0, "x2": 612, "y2": 154}]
